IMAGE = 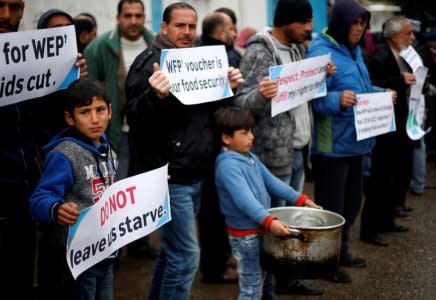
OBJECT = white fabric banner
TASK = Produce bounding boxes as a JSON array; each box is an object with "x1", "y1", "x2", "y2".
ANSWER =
[
  {"x1": 354, "y1": 92, "x2": 396, "y2": 141},
  {"x1": 66, "y1": 165, "x2": 171, "y2": 279},
  {"x1": 269, "y1": 54, "x2": 329, "y2": 117},
  {"x1": 160, "y1": 45, "x2": 233, "y2": 105},
  {"x1": 0, "y1": 26, "x2": 79, "y2": 107}
]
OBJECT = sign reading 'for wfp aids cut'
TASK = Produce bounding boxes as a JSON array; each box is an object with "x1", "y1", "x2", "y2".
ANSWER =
[
  {"x1": 0, "y1": 26, "x2": 78, "y2": 107},
  {"x1": 66, "y1": 165, "x2": 171, "y2": 279}
]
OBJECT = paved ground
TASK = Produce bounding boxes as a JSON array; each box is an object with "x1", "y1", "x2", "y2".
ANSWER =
[{"x1": 114, "y1": 163, "x2": 436, "y2": 300}]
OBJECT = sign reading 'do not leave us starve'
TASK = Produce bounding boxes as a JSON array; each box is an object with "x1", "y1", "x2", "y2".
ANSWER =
[
  {"x1": 0, "y1": 26, "x2": 79, "y2": 107},
  {"x1": 160, "y1": 45, "x2": 233, "y2": 105},
  {"x1": 66, "y1": 164, "x2": 171, "y2": 279}
]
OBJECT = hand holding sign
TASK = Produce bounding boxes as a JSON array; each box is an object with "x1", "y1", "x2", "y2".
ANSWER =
[
  {"x1": 259, "y1": 76, "x2": 278, "y2": 100},
  {"x1": 402, "y1": 72, "x2": 416, "y2": 85},
  {"x1": 75, "y1": 53, "x2": 87, "y2": 79},
  {"x1": 326, "y1": 60, "x2": 337, "y2": 77},
  {"x1": 58, "y1": 202, "x2": 80, "y2": 226},
  {"x1": 149, "y1": 62, "x2": 171, "y2": 99},
  {"x1": 340, "y1": 90, "x2": 357, "y2": 108},
  {"x1": 228, "y1": 67, "x2": 245, "y2": 89}
]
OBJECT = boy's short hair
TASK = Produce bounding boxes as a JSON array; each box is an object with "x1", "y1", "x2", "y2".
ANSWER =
[
  {"x1": 65, "y1": 78, "x2": 110, "y2": 116},
  {"x1": 214, "y1": 106, "x2": 254, "y2": 137}
]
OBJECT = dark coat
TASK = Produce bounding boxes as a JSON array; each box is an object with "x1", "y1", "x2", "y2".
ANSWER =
[
  {"x1": 125, "y1": 42, "x2": 225, "y2": 183},
  {"x1": 367, "y1": 42, "x2": 414, "y2": 147}
]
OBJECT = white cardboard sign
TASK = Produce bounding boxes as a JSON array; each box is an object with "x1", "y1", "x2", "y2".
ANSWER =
[
  {"x1": 66, "y1": 165, "x2": 171, "y2": 279},
  {"x1": 160, "y1": 45, "x2": 233, "y2": 105},
  {"x1": 0, "y1": 26, "x2": 79, "y2": 107}
]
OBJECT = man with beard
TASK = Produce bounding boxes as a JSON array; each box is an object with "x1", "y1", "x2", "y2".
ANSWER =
[
  {"x1": 125, "y1": 2, "x2": 243, "y2": 299},
  {"x1": 360, "y1": 16, "x2": 416, "y2": 247}
]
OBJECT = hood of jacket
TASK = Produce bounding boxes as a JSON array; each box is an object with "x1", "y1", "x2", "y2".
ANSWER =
[
  {"x1": 216, "y1": 148, "x2": 253, "y2": 166},
  {"x1": 327, "y1": 0, "x2": 370, "y2": 47},
  {"x1": 43, "y1": 127, "x2": 111, "y2": 155}
]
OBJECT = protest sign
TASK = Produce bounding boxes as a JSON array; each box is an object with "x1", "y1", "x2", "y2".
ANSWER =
[
  {"x1": 0, "y1": 26, "x2": 79, "y2": 107},
  {"x1": 354, "y1": 92, "x2": 396, "y2": 141},
  {"x1": 400, "y1": 45, "x2": 423, "y2": 73},
  {"x1": 160, "y1": 45, "x2": 233, "y2": 105},
  {"x1": 400, "y1": 46, "x2": 430, "y2": 140},
  {"x1": 66, "y1": 164, "x2": 171, "y2": 279},
  {"x1": 269, "y1": 54, "x2": 329, "y2": 117},
  {"x1": 406, "y1": 66, "x2": 428, "y2": 140}
]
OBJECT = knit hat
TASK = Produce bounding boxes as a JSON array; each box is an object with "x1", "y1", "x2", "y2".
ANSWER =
[
  {"x1": 273, "y1": 0, "x2": 313, "y2": 27},
  {"x1": 37, "y1": 9, "x2": 74, "y2": 29}
]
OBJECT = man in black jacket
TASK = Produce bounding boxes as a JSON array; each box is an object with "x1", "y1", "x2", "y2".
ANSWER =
[
  {"x1": 360, "y1": 15, "x2": 416, "y2": 247},
  {"x1": 0, "y1": 1, "x2": 40, "y2": 298},
  {"x1": 125, "y1": 2, "x2": 243, "y2": 299}
]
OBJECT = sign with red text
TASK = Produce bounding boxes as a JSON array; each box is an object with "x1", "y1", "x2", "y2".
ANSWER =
[
  {"x1": 354, "y1": 92, "x2": 396, "y2": 141},
  {"x1": 160, "y1": 45, "x2": 233, "y2": 105},
  {"x1": 0, "y1": 26, "x2": 78, "y2": 107},
  {"x1": 66, "y1": 165, "x2": 170, "y2": 279},
  {"x1": 269, "y1": 54, "x2": 330, "y2": 117}
]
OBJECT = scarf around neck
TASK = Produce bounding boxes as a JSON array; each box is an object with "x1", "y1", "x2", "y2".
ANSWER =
[{"x1": 154, "y1": 33, "x2": 178, "y2": 50}]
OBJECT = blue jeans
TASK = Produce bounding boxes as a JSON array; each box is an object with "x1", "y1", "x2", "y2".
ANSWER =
[
  {"x1": 410, "y1": 138, "x2": 426, "y2": 194},
  {"x1": 229, "y1": 234, "x2": 263, "y2": 300},
  {"x1": 76, "y1": 259, "x2": 114, "y2": 300},
  {"x1": 149, "y1": 182, "x2": 202, "y2": 300}
]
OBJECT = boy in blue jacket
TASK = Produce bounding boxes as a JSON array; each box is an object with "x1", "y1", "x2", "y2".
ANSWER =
[
  {"x1": 29, "y1": 78, "x2": 118, "y2": 300},
  {"x1": 214, "y1": 106, "x2": 316, "y2": 300}
]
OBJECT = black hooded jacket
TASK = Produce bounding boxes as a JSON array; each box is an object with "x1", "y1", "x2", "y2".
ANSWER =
[{"x1": 125, "y1": 35, "x2": 228, "y2": 183}]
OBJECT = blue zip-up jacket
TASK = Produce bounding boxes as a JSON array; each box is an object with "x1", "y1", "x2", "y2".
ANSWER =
[
  {"x1": 215, "y1": 149, "x2": 306, "y2": 232},
  {"x1": 29, "y1": 127, "x2": 118, "y2": 224},
  {"x1": 306, "y1": 0, "x2": 384, "y2": 157}
]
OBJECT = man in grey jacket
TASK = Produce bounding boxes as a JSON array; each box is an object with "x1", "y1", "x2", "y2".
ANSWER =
[{"x1": 235, "y1": 0, "x2": 324, "y2": 296}]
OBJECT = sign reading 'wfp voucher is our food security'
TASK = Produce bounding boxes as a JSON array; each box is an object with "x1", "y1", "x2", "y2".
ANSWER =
[
  {"x1": 160, "y1": 45, "x2": 233, "y2": 105},
  {"x1": 354, "y1": 92, "x2": 396, "y2": 141},
  {"x1": 66, "y1": 165, "x2": 171, "y2": 279},
  {"x1": 269, "y1": 54, "x2": 330, "y2": 117},
  {"x1": 0, "y1": 26, "x2": 79, "y2": 107}
]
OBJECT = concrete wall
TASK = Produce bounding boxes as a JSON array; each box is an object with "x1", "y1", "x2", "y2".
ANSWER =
[{"x1": 20, "y1": 0, "x2": 268, "y2": 34}]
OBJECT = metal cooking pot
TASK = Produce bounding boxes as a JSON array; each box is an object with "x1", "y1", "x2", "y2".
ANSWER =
[{"x1": 260, "y1": 207, "x2": 345, "y2": 278}]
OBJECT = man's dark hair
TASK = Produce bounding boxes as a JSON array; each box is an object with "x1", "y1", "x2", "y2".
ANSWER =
[
  {"x1": 214, "y1": 106, "x2": 254, "y2": 137},
  {"x1": 74, "y1": 18, "x2": 94, "y2": 34},
  {"x1": 117, "y1": 0, "x2": 144, "y2": 15},
  {"x1": 162, "y1": 2, "x2": 196, "y2": 24},
  {"x1": 76, "y1": 12, "x2": 97, "y2": 27},
  {"x1": 65, "y1": 78, "x2": 110, "y2": 116},
  {"x1": 215, "y1": 7, "x2": 237, "y2": 25},
  {"x1": 202, "y1": 13, "x2": 225, "y2": 38}
]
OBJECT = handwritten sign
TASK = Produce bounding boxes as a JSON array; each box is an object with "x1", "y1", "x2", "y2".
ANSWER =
[
  {"x1": 269, "y1": 54, "x2": 329, "y2": 117},
  {"x1": 66, "y1": 165, "x2": 171, "y2": 279},
  {"x1": 160, "y1": 45, "x2": 233, "y2": 105},
  {"x1": 354, "y1": 92, "x2": 396, "y2": 141},
  {"x1": 0, "y1": 26, "x2": 79, "y2": 107}
]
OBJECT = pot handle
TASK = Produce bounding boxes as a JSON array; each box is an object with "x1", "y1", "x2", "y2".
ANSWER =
[{"x1": 287, "y1": 227, "x2": 308, "y2": 242}]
